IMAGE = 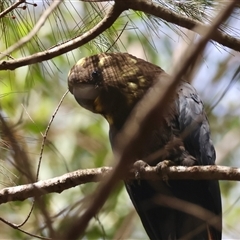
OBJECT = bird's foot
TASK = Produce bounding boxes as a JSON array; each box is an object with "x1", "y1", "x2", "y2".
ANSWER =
[
  {"x1": 180, "y1": 154, "x2": 197, "y2": 166},
  {"x1": 156, "y1": 160, "x2": 175, "y2": 183},
  {"x1": 132, "y1": 160, "x2": 149, "y2": 184}
]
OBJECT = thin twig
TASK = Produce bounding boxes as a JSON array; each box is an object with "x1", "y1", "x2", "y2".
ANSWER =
[
  {"x1": 16, "y1": 91, "x2": 69, "y2": 231},
  {"x1": 210, "y1": 64, "x2": 240, "y2": 111},
  {"x1": 106, "y1": 21, "x2": 128, "y2": 52},
  {"x1": 0, "y1": 216, "x2": 51, "y2": 240},
  {"x1": 0, "y1": 0, "x2": 25, "y2": 18},
  {"x1": 0, "y1": 0, "x2": 62, "y2": 59},
  {"x1": 0, "y1": 114, "x2": 50, "y2": 235},
  {"x1": 36, "y1": 90, "x2": 69, "y2": 181},
  {"x1": 0, "y1": 114, "x2": 34, "y2": 182}
]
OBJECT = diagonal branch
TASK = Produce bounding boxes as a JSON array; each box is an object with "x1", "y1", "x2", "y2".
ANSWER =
[
  {"x1": 127, "y1": 0, "x2": 240, "y2": 52},
  {"x1": 1, "y1": 0, "x2": 240, "y2": 71},
  {"x1": 0, "y1": 0, "x2": 62, "y2": 59},
  {"x1": 0, "y1": 1, "x2": 126, "y2": 70},
  {"x1": 0, "y1": 0, "x2": 25, "y2": 18}
]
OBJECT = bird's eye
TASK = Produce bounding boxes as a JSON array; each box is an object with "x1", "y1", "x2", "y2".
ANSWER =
[{"x1": 91, "y1": 70, "x2": 101, "y2": 84}]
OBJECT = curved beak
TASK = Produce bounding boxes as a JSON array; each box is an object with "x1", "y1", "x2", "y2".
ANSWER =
[{"x1": 72, "y1": 84, "x2": 100, "y2": 111}]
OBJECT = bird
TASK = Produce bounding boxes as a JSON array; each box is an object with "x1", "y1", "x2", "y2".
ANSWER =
[{"x1": 68, "y1": 52, "x2": 222, "y2": 240}]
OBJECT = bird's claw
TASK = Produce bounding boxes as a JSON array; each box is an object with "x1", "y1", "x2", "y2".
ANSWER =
[
  {"x1": 156, "y1": 160, "x2": 175, "y2": 183},
  {"x1": 180, "y1": 155, "x2": 197, "y2": 166},
  {"x1": 133, "y1": 160, "x2": 149, "y2": 184}
]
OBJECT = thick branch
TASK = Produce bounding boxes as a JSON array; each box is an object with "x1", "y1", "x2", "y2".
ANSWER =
[
  {"x1": 0, "y1": 0, "x2": 62, "y2": 58},
  {"x1": 128, "y1": 0, "x2": 240, "y2": 52},
  {"x1": 1, "y1": 0, "x2": 240, "y2": 71},
  {"x1": 0, "y1": 1, "x2": 126, "y2": 69},
  {"x1": 0, "y1": 165, "x2": 239, "y2": 205}
]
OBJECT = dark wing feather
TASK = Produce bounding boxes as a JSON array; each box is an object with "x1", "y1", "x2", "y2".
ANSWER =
[
  {"x1": 177, "y1": 82, "x2": 216, "y2": 165},
  {"x1": 123, "y1": 81, "x2": 222, "y2": 240},
  {"x1": 176, "y1": 82, "x2": 222, "y2": 238}
]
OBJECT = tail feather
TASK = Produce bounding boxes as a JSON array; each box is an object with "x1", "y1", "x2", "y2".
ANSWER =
[{"x1": 125, "y1": 179, "x2": 221, "y2": 240}]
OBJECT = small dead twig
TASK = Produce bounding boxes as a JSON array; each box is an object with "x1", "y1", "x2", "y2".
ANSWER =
[{"x1": 0, "y1": 0, "x2": 25, "y2": 19}]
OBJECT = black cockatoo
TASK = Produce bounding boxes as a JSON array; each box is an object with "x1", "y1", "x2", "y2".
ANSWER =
[{"x1": 68, "y1": 52, "x2": 222, "y2": 239}]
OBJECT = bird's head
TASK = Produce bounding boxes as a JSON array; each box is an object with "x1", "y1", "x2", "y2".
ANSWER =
[{"x1": 68, "y1": 52, "x2": 163, "y2": 129}]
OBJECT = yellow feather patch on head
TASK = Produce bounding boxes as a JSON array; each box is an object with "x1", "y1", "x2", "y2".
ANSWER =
[
  {"x1": 138, "y1": 76, "x2": 146, "y2": 82},
  {"x1": 128, "y1": 56, "x2": 137, "y2": 64},
  {"x1": 122, "y1": 65, "x2": 139, "y2": 77},
  {"x1": 98, "y1": 55, "x2": 111, "y2": 67},
  {"x1": 138, "y1": 76, "x2": 147, "y2": 87},
  {"x1": 127, "y1": 82, "x2": 138, "y2": 90},
  {"x1": 76, "y1": 57, "x2": 87, "y2": 66}
]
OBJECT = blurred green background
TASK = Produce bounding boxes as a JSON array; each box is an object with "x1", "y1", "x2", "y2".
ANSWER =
[{"x1": 0, "y1": 1, "x2": 240, "y2": 239}]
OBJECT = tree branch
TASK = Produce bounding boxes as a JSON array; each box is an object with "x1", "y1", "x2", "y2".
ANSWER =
[
  {"x1": 0, "y1": 0, "x2": 25, "y2": 18},
  {"x1": 0, "y1": 1, "x2": 126, "y2": 69},
  {"x1": 0, "y1": 0, "x2": 62, "y2": 59},
  {"x1": 0, "y1": 165, "x2": 239, "y2": 205},
  {"x1": 127, "y1": 0, "x2": 240, "y2": 52},
  {"x1": 1, "y1": 0, "x2": 240, "y2": 71}
]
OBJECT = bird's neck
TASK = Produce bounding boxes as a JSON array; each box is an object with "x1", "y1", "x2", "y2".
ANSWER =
[{"x1": 93, "y1": 87, "x2": 136, "y2": 131}]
